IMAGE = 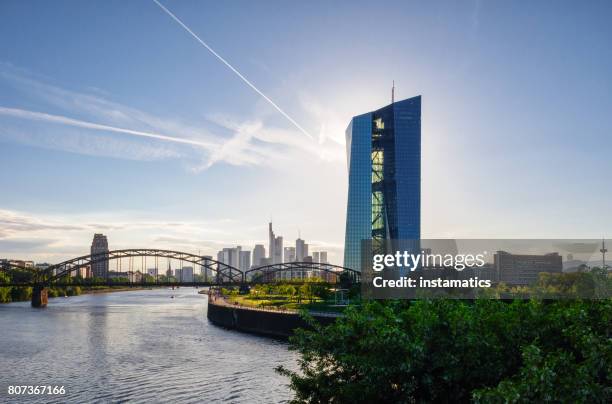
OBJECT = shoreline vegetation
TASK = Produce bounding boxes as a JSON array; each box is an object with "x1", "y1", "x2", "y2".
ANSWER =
[
  {"x1": 0, "y1": 267, "x2": 209, "y2": 304},
  {"x1": 0, "y1": 268, "x2": 188, "y2": 304},
  {"x1": 0, "y1": 284, "x2": 154, "y2": 304}
]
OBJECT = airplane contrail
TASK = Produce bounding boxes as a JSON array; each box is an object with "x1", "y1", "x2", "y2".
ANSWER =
[
  {"x1": 152, "y1": 0, "x2": 313, "y2": 140},
  {"x1": 0, "y1": 106, "x2": 217, "y2": 149}
]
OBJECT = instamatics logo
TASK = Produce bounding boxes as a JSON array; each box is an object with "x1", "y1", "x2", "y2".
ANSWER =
[{"x1": 373, "y1": 251, "x2": 487, "y2": 271}]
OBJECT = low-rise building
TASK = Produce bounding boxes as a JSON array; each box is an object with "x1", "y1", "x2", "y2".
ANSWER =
[{"x1": 494, "y1": 251, "x2": 562, "y2": 285}]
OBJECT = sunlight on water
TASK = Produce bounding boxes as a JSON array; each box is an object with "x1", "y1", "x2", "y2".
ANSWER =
[{"x1": 0, "y1": 288, "x2": 296, "y2": 403}]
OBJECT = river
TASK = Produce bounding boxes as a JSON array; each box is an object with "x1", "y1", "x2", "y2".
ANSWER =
[{"x1": 0, "y1": 288, "x2": 297, "y2": 403}]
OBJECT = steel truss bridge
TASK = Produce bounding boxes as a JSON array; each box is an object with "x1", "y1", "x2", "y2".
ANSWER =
[{"x1": 0, "y1": 248, "x2": 361, "y2": 290}]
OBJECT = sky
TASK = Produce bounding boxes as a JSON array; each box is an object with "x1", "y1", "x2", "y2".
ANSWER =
[{"x1": 0, "y1": 0, "x2": 611, "y2": 265}]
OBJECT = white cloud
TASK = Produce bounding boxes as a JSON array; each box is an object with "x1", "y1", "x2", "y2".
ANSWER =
[
  {"x1": 0, "y1": 65, "x2": 346, "y2": 170},
  {"x1": 0, "y1": 106, "x2": 216, "y2": 149},
  {"x1": 0, "y1": 208, "x2": 255, "y2": 262}
]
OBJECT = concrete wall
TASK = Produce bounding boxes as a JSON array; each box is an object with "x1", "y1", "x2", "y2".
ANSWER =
[{"x1": 207, "y1": 300, "x2": 339, "y2": 339}]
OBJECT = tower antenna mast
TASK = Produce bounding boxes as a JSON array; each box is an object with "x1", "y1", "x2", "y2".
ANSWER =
[{"x1": 391, "y1": 80, "x2": 395, "y2": 103}]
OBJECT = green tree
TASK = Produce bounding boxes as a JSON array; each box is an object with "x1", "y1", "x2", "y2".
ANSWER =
[
  {"x1": 278, "y1": 299, "x2": 611, "y2": 403},
  {"x1": 0, "y1": 272, "x2": 12, "y2": 302},
  {"x1": 10, "y1": 286, "x2": 32, "y2": 302},
  {"x1": 299, "y1": 283, "x2": 315, "y2": 304},
  {"x1": 310, "y1": 282, "x2": 330, "y2": 302},
  {"x1": 66, "y1": 285, "x2": 82, "y2": 296},
  {"x1": 9, "y1": 268, "x2": 34, "y2": 284}
]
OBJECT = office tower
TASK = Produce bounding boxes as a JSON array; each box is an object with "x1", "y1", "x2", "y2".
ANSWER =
[
  {"x1": 494, "y1": 251, "x2": 562, "y2": 286},
  {"x1": 268, "y1": 222, "x2": 275, "y2": 261},
  {"x1": 319, "y1": 251, "x2": 328, "y2": 264},
  {"x1": 313, "y1": 251, "x2": 320, "y2": 263},
  {"x1": 239, "y1": 251, "x2": 251, "y2": 272},
  {"x1": 218, "y1": 247, "x2": 241, "y2": 268},
  {"x1": 175, "y1": 266, "x2": 194, "y2": 282},
  {"x1": 201, "y1": 255, "x2": 213, "y2": 273},
  {"x1": 201, "y1": 255, "x2": 213, "y2": 279},
  {"x1": 268, "y1": 222, "x2": 284, "y2": 264},
  {"x1": 228, "y1": 248, "x2": 238, "y2": 267},
  {"x1": 296, "y1": 238, "x2": 309, "y2": 261},
  {"x1": 273, "y1": 236, "x2": 283, "y2": 264},
  {"x1": 90, "y1": 233, "x2": 109, "y2": 278},
  {"x1": 344, "y1": 96, "x2": 421, "y2": 271},
  {"x1": 234, "y1": 245, "x2": 243, "y2": 270},
  {"x1": 183, "y1": 266, "x2": 194, "y2": 282},
  {"x1": 218, "y1": 248, "x2": 229, "y2": 266},
  {"x1": 284, "y1": 247, "x2": 296, "y2": 263},
  {"x1": 252, "y1": 244, "x2": 265, "y2": 268}
]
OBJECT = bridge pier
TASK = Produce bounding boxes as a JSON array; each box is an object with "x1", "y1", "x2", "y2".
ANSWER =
[{"x1": 31, "y1": 286, "x2": 48, "y2": 308}]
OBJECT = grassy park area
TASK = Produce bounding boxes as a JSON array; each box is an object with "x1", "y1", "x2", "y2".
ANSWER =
[{"x1": 221, "y1": 279, "x2": 358, "y2": 313}]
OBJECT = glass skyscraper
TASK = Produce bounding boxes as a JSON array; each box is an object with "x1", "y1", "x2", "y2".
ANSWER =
[{"x1": 343, "y1": 96, "x2": 421, "y2": 270}]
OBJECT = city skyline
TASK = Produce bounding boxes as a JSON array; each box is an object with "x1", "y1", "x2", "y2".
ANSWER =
[{"x1": 1, "y1": 1, "x2": 612, "y2": 265}]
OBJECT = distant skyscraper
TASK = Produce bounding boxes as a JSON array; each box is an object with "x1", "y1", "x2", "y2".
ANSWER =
[
  {"x1": 239, "y1": 251, "x2": 251, "y2": 272},
  {"x1": 236, "y1": 246, "x2": 243, "y2": 267},
  {"x1": 201, "y1": 255, "x2": 213, "y2": 279},
  {"x1": 296, "y1": 238, "x2": 309, "y2": 261},
  {"x1": 252, "y1": 244, "x2": 265, "y2": 268},
  {"x1": 273, "y1": 236, "x2": 283, "y2": 264},
  {"x1": 268, "y1": 222, "x2": 284, "y2": 264},
  {"x1": 313, "y1": 251, "x2": 320, "y2": 263},
  {"x1": 284, "y1": 247, "x2": 296, "y2": 262},
  {"x1": 90, "y1": 233, "x2": 109, "y2": 278},
  {"x1": 218, "y1": 247, "x2": 240, "y2": 268},
  {"x1": 344, "y1": 96, "x2": 421, "y2": 270},
  {"x1": 176, "y1": 266, "x2": 194, "y2": 282},
  {"x1": 268, "y1": 222, "x2": 275, "y2": 261},
  {"x1": 319, "y1": 251, "x2": 328, "y2": 264}
]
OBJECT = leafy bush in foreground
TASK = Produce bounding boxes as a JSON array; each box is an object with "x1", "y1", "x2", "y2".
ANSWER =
[{"x1": 278, "y1": 299, "x2": 611, "y2": 403}]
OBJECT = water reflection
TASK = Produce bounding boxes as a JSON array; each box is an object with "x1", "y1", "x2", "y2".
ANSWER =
[{"x1": 0, "y1": 288, "x2": 296, "y2": 403}]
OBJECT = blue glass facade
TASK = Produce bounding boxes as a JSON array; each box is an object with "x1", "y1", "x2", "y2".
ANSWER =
[{"x1": 343, "y1": 96, "x2": 421, "y2": 270}]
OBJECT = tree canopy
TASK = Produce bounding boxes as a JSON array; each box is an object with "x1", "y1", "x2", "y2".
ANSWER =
[{"x1": 279, "y1": 299, "x2": 611, "y2": 403}]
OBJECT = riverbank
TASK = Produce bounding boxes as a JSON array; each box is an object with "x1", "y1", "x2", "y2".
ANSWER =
[{"x1": 207, "y1": 295, "x2": 340, "y2": 338}]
